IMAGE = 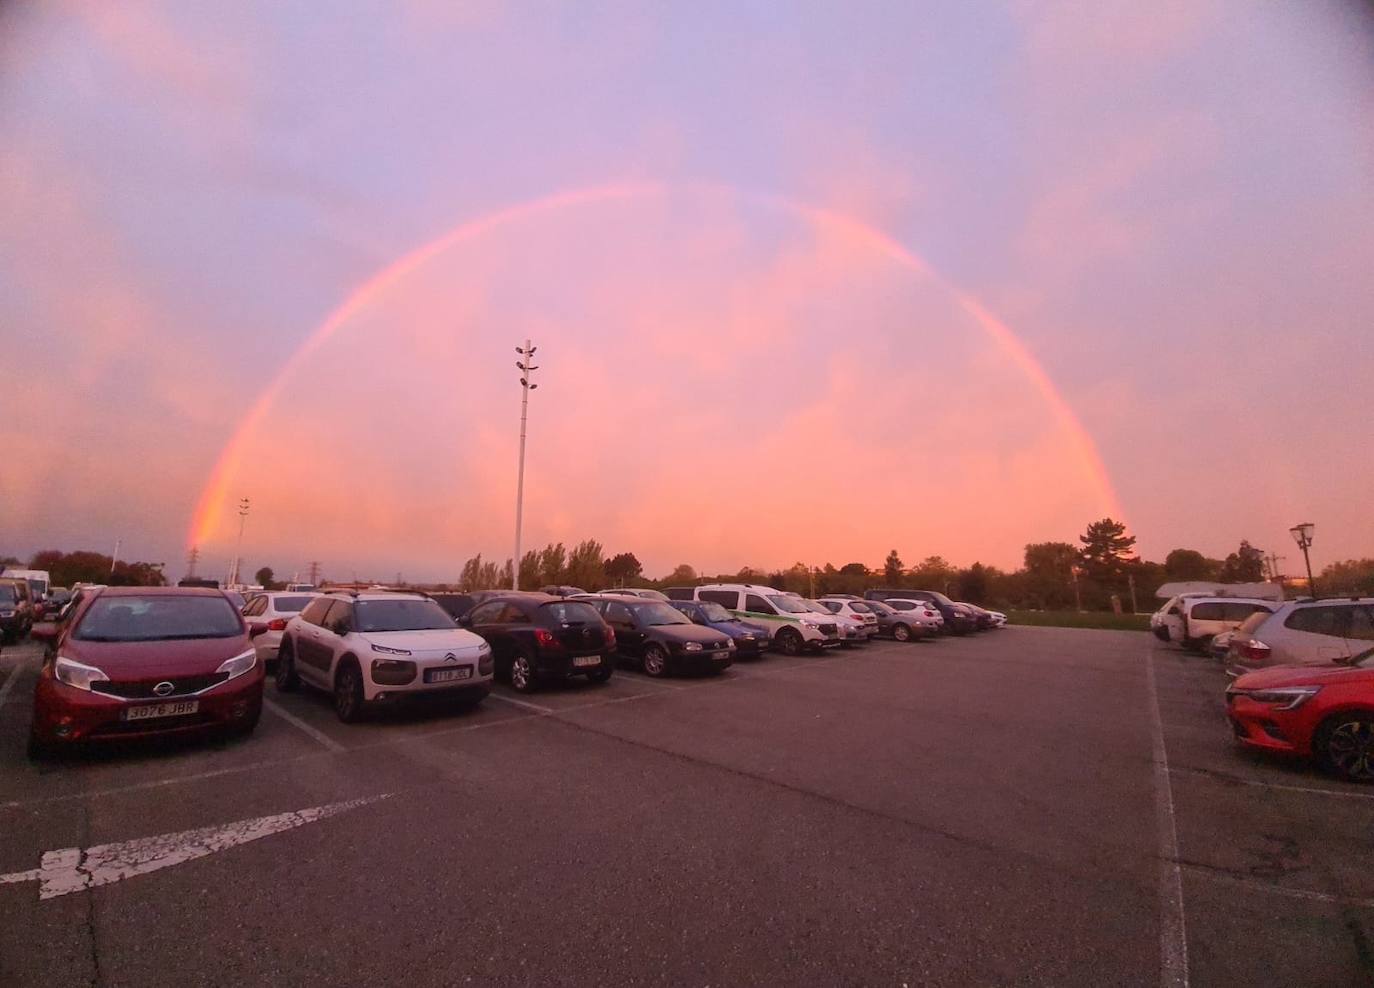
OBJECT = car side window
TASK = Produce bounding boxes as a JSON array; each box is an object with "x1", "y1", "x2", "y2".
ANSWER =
[
  {"x1": 1347, "y1": 607, "x2": 1374, "y2": 643},
  {"x1": 499, "y1": 604, "x2": 530, "y2": 624},
  {"x1": 1190, "y1": 602, "x2": 1226, "y2": 621},
  {"x1": 468, "y1": 602, "x2": 503, "y2": 625},
  {"x1": 1285, "y1": 606, "x2": 1348, "y2": 637},
  {"x1": 330, "y1": 602, "x2": 354, "y2": 635},
  {"x1": 699, "y1": 590, "x2": 735, "y2": 607},
  {"x1": 300, "y1": 598, "x2": 332, "y2": 626},
  {"x1": 605, "y1": 602, "x2": 633, "y2": 625},
  {"x1": 744, "y1": 594, "x2": 772, "y2": 614}
]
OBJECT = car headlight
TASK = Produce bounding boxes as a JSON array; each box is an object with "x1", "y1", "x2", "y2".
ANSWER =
[
  {"x1": 216, "y1": 649, "x2": 258, "y2": 681},
  {"x1": 371, "y1": 642, "x2": 412, "y2": 656},
  {"x1": 54, "y1": 656, "x2": 109, "y2": 692},
  {"x1": 799, "y1": 619, "x2": 818, "y2": 628},
  {"x1": 1240, "y1": 686, "x2": 1321, "y2": 710},
  {"x1": 682, "y1": 642, "x2": 704, "y2": 652}
]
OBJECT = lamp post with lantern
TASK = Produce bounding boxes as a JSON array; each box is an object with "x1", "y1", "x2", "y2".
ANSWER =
[{"x1": 1289, "y1": 522, "x2": 1316, "y2": 598}]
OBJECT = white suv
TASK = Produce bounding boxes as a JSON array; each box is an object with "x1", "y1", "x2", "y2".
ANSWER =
[
  {"x1": 1229, "y1": 597, "x2": 1374, "y2": 673},
  {"x1": 276, "y1": 591, "x2": 493, "y2": 722},
  {"x1": 682, "y1": 584, "x2": 841, "y2": 654}
]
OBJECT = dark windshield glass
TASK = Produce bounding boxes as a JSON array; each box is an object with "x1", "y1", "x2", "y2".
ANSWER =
[
  {"x1": 848, "y1": 601, "x2": 872, "y2": 612},
  {"x1": 356, "y1": 599, "x2": 456, "y2": 632},
  {"x1": 272, "y1": 595, "x2": 315, "y2": 613},
  {"x1": 0, "y1": 584, "x2": 19, "y2": 603},
  {"x1": 925, "y1": 591, "x2": 954, "y2": 606},
  {"x1": 539, "y1": 602, "x2": 601, "y2": 625},
  {"x1": 770, "y1": 595, "x2": 809, "y2": 614},
  {"x1": 637, "y1": 603, "x2": 691, "y2": 626},
  {"x1": 74, "y1": 595, "x2": 242, "y2": 642},
  {"x1": 867, "y1": 601, "x2": 895, "y2": 615},
  {"x1": 699, "y1": 602, "x2": 734, "y2": 622}
]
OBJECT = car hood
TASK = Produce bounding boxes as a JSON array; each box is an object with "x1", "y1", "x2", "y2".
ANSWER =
[
  {"x1": 63, "y1": 635, "x2": 252, "y2": 678},
  {"x1": 1234, "y1": 664, "x2": 1374, "y2": 689},
  {"x1": 360, "y1": 629, "x2": 488, "y2": 654},
  {"x1": 654, "y1": 625, "x2": 731, "y2": 646},
  {"x1": 714, "y1": 620, "x2": 766, "y2": 637}
]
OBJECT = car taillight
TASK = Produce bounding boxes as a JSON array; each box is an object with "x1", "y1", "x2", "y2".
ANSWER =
[
  {"x1": 267, "y1": 618, "x2": 288, "y2": 632},
  {"x1": 606, "y1": 627, "x2": 616, "y2": 648},
  {"x1": 534, "y1": 627, "x2": 558, "y2": 648},
  {"x1": 1238, "y1": 639, "x2": 1271, "y2": 662}
]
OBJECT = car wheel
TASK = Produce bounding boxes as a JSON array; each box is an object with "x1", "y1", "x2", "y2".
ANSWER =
[
  {"x1": 334, "y1": 661, "x2": 366, "y2": 723},
  {"x1": 275, "y1": 642, "x2": 300, "y2": 692},
  {"x1": 1317, "y1": 715, "x2": 1374, "y2": 783},
  {"x1": 510, "y1": 651, "x2": 538, "y2": 693},
  {"x1": 642, "y1": 644, "x2": 669, "y2": 677},
  {"x1": 776, "y1": 627, "x2": 803, "y2": 656},
  {"x1": 586, "y1": 666, "x2": 612, "y2": 684},
  {"x1": 892, "y1": 622, "x2": 912, "y2": 643}
]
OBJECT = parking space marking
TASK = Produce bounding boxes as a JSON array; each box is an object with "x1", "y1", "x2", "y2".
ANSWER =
[
  {"x1": 485, "y1": 693, "x2": 554, "y2": 714},
  {"x1": 1169, "y1": 766, "x2": 1374, "y2": 801},
  {"x1": 1186, "y1": 866, "x2": 1374, "y2": 910},
  {"x1": 1146, "y1": 649, "x2": 1190, "y2": 988},
  {"x1": 262, "y1": 697, "x2": 345, "y2": 752},
  {"x1": 0, "y1": 651, "x2": 34, "y2": 710}
]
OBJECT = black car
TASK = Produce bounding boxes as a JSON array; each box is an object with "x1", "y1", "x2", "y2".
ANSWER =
[
  {"x1": 461, "y1": 594, "x2": 614, "y2": 692},
  {"x1": 432, "y1": 589, "x2": 531, "y2": 621},
  {"x1": 669, "y1": 600, "x2": 771, "y2": 657},
  {"x1": 866, "y1": 588, "x2": 974, "y2": 635},
  {"x1": 582, "y1": 597, "x2": 734, "y2": 677},
  {"x1": 0, "y1": 578, "x2": 34, "y2": 643},
  {"x1": 540, "y1": 585, "x2": 588, "y2": 598}
]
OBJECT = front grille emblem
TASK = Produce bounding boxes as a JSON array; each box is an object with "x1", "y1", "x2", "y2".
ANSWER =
[
  {"x1": 444, "y1": 652, "x2": 457, "y2": 662},
  {"x1": 153, "y1": 681, "x2": 175, "y2": 697}
]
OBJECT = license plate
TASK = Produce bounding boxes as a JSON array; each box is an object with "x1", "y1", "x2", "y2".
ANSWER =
[
  {"x1": 572, "y1": 655, "x2": 601, "y2": 668},
  {"x1": 124, "y1": 700, "x2": 198, "y2": 721},
  {"x1": 426, "y1": 667, "x2": 472, "y2": 684}
]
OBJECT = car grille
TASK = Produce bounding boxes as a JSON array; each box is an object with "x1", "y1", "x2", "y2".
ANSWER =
[
  {"x1": 92, "y1": 674, "x2": 231, "y2": 700},
  {"x1": 819, "y1": 623, "x2": 837, "y2": 635}
]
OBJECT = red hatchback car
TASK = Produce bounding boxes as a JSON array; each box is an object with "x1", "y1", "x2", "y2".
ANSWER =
[
  {"x1": 1226, "y1": 648, "x2": 1374, "y2": 782},
  {"x1": 29, "y1": 586, "x2": 264, "y2": 758}
]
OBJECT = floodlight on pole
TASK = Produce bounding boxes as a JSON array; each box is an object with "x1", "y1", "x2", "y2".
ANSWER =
[
  {"x1": 513, "y1": 341, "x2": 539, "y2": 590},
  {"x1": 1289, "y1": 522, "x2": 1316, "y2": 597},
  {"x1": 231, "y1": 497, "x2": 250, "y2": 588}
]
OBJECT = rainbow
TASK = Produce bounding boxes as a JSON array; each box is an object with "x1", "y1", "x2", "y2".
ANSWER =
[{"x1": 188, "y1": 181, "x2": 1124, "y2": 548}]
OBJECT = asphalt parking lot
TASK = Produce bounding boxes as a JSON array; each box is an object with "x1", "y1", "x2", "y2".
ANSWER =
[{"x1": 1, "y1": 628, "x2": 1372, "y2": 986}]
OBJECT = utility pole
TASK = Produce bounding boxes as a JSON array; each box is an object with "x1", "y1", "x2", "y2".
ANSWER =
[
  {"x1": 186, "y1": 546, "x2": 200, "y2": 580},
  {"x1": 110, "y1": 538, "x2": 121, "y2": 575},
  {"x1": 513, "y1": 341, "x2": 539, "y2": 590},
  {"x1": 308, "y1": 561, "x2": 322, "y2": 587},
  {"x1": 1072, "y1": 565, "x2": 1083, "y2": 612},
  {"x1": 229, "y1": 497, "x2": 250, "y2": 587},
  {"x1": 1127, "y1": 572, "x2": 1138, "y2": 614}
]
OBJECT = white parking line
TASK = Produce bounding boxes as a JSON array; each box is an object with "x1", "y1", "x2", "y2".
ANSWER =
[
  {"x1": 1170, "y1": 767, "x2": 1374, "y2": 801},
  {"x1": 1186, "y1": 867, "x2": 1374, "y2": 910},
  {"x1": 1146, "y1": 649, "x2": 1190, "y2": 988},
  {"x1": 0, "y1": 652, "x2": 31, "y2": 709},
  {"x1": 485, "y1": 693, "x2": 554, "y2": 714},
  {"x1": 262, "y1": 698, "x2": 345, "y2": 752}
]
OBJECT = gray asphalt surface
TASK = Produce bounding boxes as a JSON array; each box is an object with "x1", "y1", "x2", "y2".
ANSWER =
[{"x1": 1, "y1": 628, "x2": 1371, "y2": 986}]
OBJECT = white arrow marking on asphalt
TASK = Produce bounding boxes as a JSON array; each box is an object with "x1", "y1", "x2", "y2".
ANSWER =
[{"x1": 0, "y1": 794, "x2": 389, "y2": 899}]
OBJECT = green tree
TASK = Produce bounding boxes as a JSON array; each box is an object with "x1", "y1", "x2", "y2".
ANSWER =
[
  {"x1": 1164, "y1": 549, "x2": 1215, "y2": 581},
  {"x1": 517, "y1": 551, "x2": 540, "y2": 589},
  {"x1": 459, "y1": 554, "x2": 485, "y2": 592},
  {"x1": 665, "y1": 563, "x2": 697, "y2": 585},
  {"x1": 254, "y1": 567, "x2": 276, "y2": 590},
  {"x1": 565, "y1": 539, "x2": 606, "y2": 590},
  {"x1": 909, "y1": 556, "x2": 954, "y2": 592},
  {"x1": 1078, "y1": 518, "x2": 1137, "y2": 588},
  {"x1": 956, "y1": 562, "x2": 990, "y2": 604},
  {"x1": 537, "y1": 543, "x2": 567, "y2": 586},
  {"x1": 1218, "y1": 540, "x2": 1265, "y2": 583},
  {"x1": 1023, "y1": 542, "x2": 1079, "y2": 610},
  {"x1": 604, "y1": 552, "x2": 643, "y2": 584},
  {"x1": 1320, "y1": 558, "x2": 1374, "y2": 594},
  {"x1": 883, "y1": 550, "x2": 904, "y2": 584}
]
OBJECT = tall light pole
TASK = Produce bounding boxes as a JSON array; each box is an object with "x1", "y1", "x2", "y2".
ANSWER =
[
  {"x1": 231, "y1": 497, "x2": 250, "y2": 588},
  {"x1": 1289, "y1": 522, "x2": 1316, "y2": 598},
  {"x1": 513, "y1": 342, "x2": 539, "y2": 590}
]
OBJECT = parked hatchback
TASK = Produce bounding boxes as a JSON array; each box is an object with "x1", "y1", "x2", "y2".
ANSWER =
[
  {"x1": 584, "y1": 597, "x2": 733, "y2": 677},
  {"x1": 243, "y1": 591, "x2": 320, "y2": 669},
  {"x1": 277, "y1": 591, "x2": 493, "y2": 720},
  {"x1": 463, "y1": 594, "x2": 614, "y2": 692},
  {"x1": 1228, "y1": 598, "x2": 1374, "y2": 674},
  {"x1": 0, "y1": 577, "x2": 34, "y2": 643},
  {"x1": 669, "y1": 600, "x2": 772, "y2": 657},
  {"x1": 28, "y1": 587, "x2": 263, "y2": 758}
]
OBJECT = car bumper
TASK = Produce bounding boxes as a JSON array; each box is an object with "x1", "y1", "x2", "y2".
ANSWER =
[
  {"x1": 732, "y1": 639, "x2": 769, "y2": 656},
  {"x1": 671, "y1": 648, "x2": 735, "y2": 671},
  {"x1": 1226, "y1": 697, "x2": 1314, "y2": 757},
  {"x1": 532, "y1": 651, "x2": 615, "y2": 680},
  {"x1": 32, "y1": 673, "x2": 265, "y2": 745},
  {"x1": 363, "y1": 663, "x2": 495, "y2": 700}
]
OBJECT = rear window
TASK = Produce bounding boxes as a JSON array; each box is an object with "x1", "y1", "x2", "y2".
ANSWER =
[
  {"x1": 1190, "y1": 602, "x2": 1227, "y2": 621},
  {"x1": 539, "y1": 602, "x2": 602, "y2": 625},
  {"x1": 1235, "y1": 611, "x2": 1271, "y2": 635},
  {"x1": 1284, "y1": 606, "x2": 1349, "y2": 637},
  {"x1": 74, "y1": 595, "x2": 242, "y2": 642},
  {"x1": 356, "y1": 599, "x2": 456, "y2": 632},
  {"x1": 271, "y1": 595, "x2": 315, "y2": 613}
]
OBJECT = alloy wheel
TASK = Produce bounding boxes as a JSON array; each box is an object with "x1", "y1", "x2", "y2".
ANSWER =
[
  {"x1": 511, "y1": 655, "x2": 532, "y2": 691},
  {"x1": 643, "y1": 646, "x2": 667, "y2": 676},
  {"x1": 1327, "y1": 719, "x2": 1374, "y2": 782},
  {"x1": 335, "y1": 668, "x2": 358, "y2": 720}
]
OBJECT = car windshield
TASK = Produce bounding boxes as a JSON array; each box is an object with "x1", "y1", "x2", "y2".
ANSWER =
[
  {"x1": 769, "y1": 595, "x2": 809, "y2": 614},
  {"x1": 804, "y1": 599, "x2": 832, "y2": 613},
  {"x1": 924, "y1": 591, "x2": 955, "y2": 606},
  {"x1": 867, "y1": 601, "x2": 895, "y2": 615},
  {"x1": 272, "y1": 595, "x2": 315, "y2": 613},
  {"x1": 699, "y1": 602, "x2": 734, "y2": 622},
  {"x1": 539, "y1": 601, "x2": 601, "y2": 624},
  {"x1": 0, "y1": 584, "x2": 19, "y2": 604},
  {"x1": 225, "y1": 592, "x2": 245, "y2": 608},
  {"x1": 356, "y1": 599, "x2": 456, "y2": 632},
  {"x1": 1356, "y1": 649, "x2": 1374, "y2": 669},
  {"x1": 74, "y1": 595, "x2": 243, "y2": 642},
  {"x1": 637, "y1": 603, "x2": 691, "y2": 626}
]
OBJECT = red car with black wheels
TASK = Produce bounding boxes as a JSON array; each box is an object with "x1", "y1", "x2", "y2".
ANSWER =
[
  {"x1": 28, "y1": 586, "x2": 264, "y2": 759},
  {"x1": 1226, "y1": 648, "x2": 1374, "y2": 782}
]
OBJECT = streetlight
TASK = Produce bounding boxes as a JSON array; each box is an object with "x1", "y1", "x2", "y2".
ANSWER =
[
  {"x1": 1289, "y1": 522, "x2": 1316, "y2": 598},
  {"x1": 230, "y1": 497, "x2": 250, "y2": 588},
  {"x1": 513, "y1": 342, "x2": 539, "y2": 590}
]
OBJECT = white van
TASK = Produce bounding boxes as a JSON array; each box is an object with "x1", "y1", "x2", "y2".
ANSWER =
[
  {"x1": 1152, "y1": 594, "x2": 1279, "y2": 652},
  {"x1": 684, "y1": 584, "x2": 841, "y2": 655},
  {"x1": 3, "y1": 569, "x2": 51, "y2": 600}
]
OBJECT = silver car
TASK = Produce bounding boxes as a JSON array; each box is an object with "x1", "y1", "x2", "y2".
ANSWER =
[
  {"x1": 243, "y1": 591, "x2": 321, "y2": 668},
  {"x1": 1228, "y1": 597, "x2": 1374, "y2": 673}
]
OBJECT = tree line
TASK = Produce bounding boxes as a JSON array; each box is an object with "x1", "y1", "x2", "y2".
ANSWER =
[{"x1": 1, "y1": 550, "x2": 169, "y2": 589}]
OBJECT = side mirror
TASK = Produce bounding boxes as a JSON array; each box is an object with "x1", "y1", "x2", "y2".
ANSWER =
[
  {"x1": 248, "y1": 622, "x2": 268, "y2": 639},
  {"x1": 30, "y1": 622, "x2": 58, "y2": 642},
  {"x1": 457, "y1": 614, "x2": 473, "y2": 628},
  {"x1": 1333, "y1": 653, "x2": 1354, "y2": 666}
]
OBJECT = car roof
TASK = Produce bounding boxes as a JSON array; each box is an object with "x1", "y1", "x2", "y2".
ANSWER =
[{"x1": 97, "y1": 586, "x2": 228, "y2": 597}]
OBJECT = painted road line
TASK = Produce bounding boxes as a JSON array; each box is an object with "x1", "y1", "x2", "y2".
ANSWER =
[
  {"x1": 1185, "y1": 866, "x2": 1374, "y2": 910},
  {"x1": 0, "y1": 650, "x2": 33, "y2": 709},
  {"x1": 262, "y1": 697, "x2": 345, "y2": 752},
  {"x1": 1169, "y1": 766, "x2": 1374, "y2": 801},
  {"x1": 0, "y1": 794, "x2": 389, "y2": 899},
  {"x1": 485, "y1": 693, "x2": 555, "y2": 714},
  {"x1": 1146, "y1": 649, "x2": 1190, "y2": 988}
]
